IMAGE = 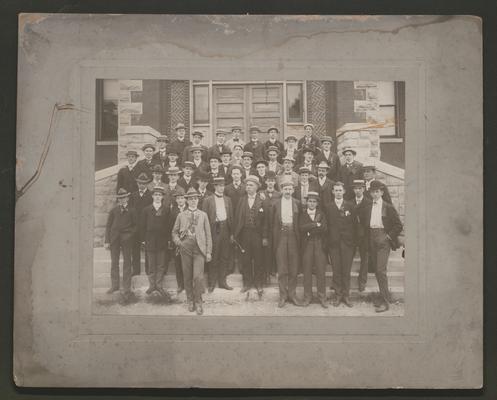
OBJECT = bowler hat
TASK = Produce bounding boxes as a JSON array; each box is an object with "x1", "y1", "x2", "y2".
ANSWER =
[
  {"x1": 285, "y1": 135, "x2": 297, "y2": 142},
  {"x1": 156, "y1": 135, "x2": 169, "y2": 143},
  {"x1": 230, "y1": 165, "x2": 243, "y2": 174},
  {"x1": 369, "y1": 180, "x2": 386, "y2": 191},
  {"x1": 255, "y1": 159, "x2": 268, "y2": 167},
  {"x1": 151, "y1": 164, "x2": 164, "y2": 174},
  {"x1": 125, "y1": 150, "x2": 138, "y2": 157},
  {"x1": 212, "y1": 177, "x2": 225, "y2": 185},
  {"x1": 116, "y1": 188, "x2": 130, "y2": 198},
  {"x1": 209, "y1": 154, "x2": 222, "y2": 162},
  {"x1": 196, "y1": 171, "x2": 210, "y2": 182},
  {"x1": 221, "y1": 148, "x2": 232, "y2": 155},
  {"x1": 244, "y1": 175, "x2": 260, "y2": 186},
  {"x1": 172, "y1": 189, "x2": 186, "y2": 198},
  {"x1": 342, "y1": 147, "x2": 357, "y2": 156},
  {"x1": 320, "y1": 136, "x2": 333, "y2": 144},
  {"x1": 174, "y1": 123, "x2": 186, "y2": 130},
  {"x1": 298, "y1": 166, "x2": 311, "y2": 175},
  {"x1": 242, "y1": 151, "x2": 254, "y2": 159},
  {"x1": 192, "y1": 130, "x2": 204, "y2": 138},
  {"x1": 352, "y1": 179, "x2": 366, "y2": 188},
  {"x1": 301, "y1": 145, "x2": 316, "y2": 155},
  {"x1": 185, "y1": 187, "x2": 201, "y2": 198},
  {"x1": 142, "y1": 143, "x2": 156, "y2": 152},
  {"x1": 316, "y1": 161, "x2": 330, "y2": 170},
  {"x1": 267, "y1": 126, "x2": 279, "y2": 134},
  {"x1": 166, "y1": 166, "x2": 182, "y2": 175},
  {"x1": 135, "y1": 172, "x2": 151, "y2": 184},
  {"x1": 266, "y1": 171, "x2": 277, "y2": 180},
  {"x1": 231, "y1": 125, "x2": 243, "y2": 132},
  {"x1": 249, "y1": 126, "x2": 261, "y2": 134}
]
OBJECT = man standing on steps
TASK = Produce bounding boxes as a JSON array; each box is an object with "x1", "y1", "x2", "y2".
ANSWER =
[
  {"x1": 183, "y1": 130, "x2": 208, "y2": 163},
  {"x1": 261, "y1": 171, "x2": 281, "y2": 283},
  {"x1": 136, "y1": 144, "x2": 156, "y2": 180},
  {"x1": 299, "y1": 191, "x2": 328, "y2": 308},
  {"x1": 326, "y1": 182, "x2": 357, "y2": 308},
  {"x1": 104, "y1": 188, "x2": 138, "y2": 304},
  {"x1": 339, "y1": 147, "x2": 363, "y2": 200},
  {"x1": 233, "y1": 175, "x2": 268, "y2": 298},
  {"x1": 168, "y1": 123, "x2": 192, "y2": 165},
  {"x1": 151, "y1": 135, "x2": 169, "y2": 169},
  {"x1": 358, "y1": 180, "x2": 403, "y2": 313},
  {"x1": 362, "y1": 162, "x2": 392, "y2": 204},
  {"x1": 117, "y1": 149, "x2": 140, "y2": 194},
  {"x1": 351, "y1": 179, "x2": 372, "y2": 292},
  {"x1": 172, "y1": 188, "x2": 212, "y2": 315},
  {"x1": 225, "y1": 125, "x2": 245, "y2": 151},
  {"x1": 271, "y1": 180, "x2": 304, "y2": 308},
  {"x1": 129, "y1": 172, "x2": 153, "y2": 276},
  {"x1": 140, "y1": 186, "x2": 172, "y2": 301},
  {"x1": 202, "y1": 177, "x2": 234, "y2": 293}
]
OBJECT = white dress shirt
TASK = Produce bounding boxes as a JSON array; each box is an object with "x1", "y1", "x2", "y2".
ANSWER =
[
  {"x1": 355, "y1": 196, "x2": 364, "y2": 205},
  {"x1": 365, "y1": 179, "x2": 373, "y2": 191},
  {"x1": 153, "y1": 202, "x2": 161, "y2": 211},
  {"x1": 214, "y1": 195, "x2": 227, "y2": 221},
  {"x1": 247, "y1": 194, "x2": 256, "y2": 208},
  {"x1": 335, "y1": 198, "x2": 343, "y2": 209},
  {"x1": 301, "y1": 182, "x2": 309, "y2": 201},
  {"x1": 307, "y1": 208, "x2": 316, "y2": 221},
  {"x1": 370, "y1": 198, "x2": 384, "y2": 228},
  {"x1": 281, "y1": 197, "x2": 293, "y2": 224},
  {"x1": 318, "y1": 176, "x2": 327, "y2": 187},
  {"x1": 322, "y1": 149, "x2": 330, "y2": 160}
]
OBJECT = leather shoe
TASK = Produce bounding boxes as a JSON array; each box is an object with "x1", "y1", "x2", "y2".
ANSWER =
[
  {"x1": 106, "y1": 287, "x2": 119, "y2": 294},
  {"x1": 278, "y1": 298, "x2": 286, "y2": 308},
  {"x1": 291, "y1": 297, "x2": 305, "y2": 307},
  {"x1": 157, "y1": 288, "x2": 171, "y2": 301},
  {"x1": 342, "y1": 297, "x2": 353, "y2": 308},
  {"x1": 320, "y1": 300, "x2": 329, "y2": 309},
  {"x1": 188, "y1": 302, "x2": 195, "y2": 312},
  {"x1": 145, "y1": 287, "x2": 155, "y2": 295},
  {"x1": 196, "y1": 304, "x2": 204, "y2": 315},
  {"x1": 375, "y1": 303, "x2": 389, "y2": 313},
  {"x1": 332, "y1": 297, "x2": 341, "y2": 307}
]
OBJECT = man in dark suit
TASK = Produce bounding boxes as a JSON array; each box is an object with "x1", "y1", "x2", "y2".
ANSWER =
[
  {"x1": 263, "y1": 126, "x2": 285, "y2": 161},
  {"x1": 220, "y1": 150, "x2": 233, "y2": 185},
  {"x1": 104, "y1": 188, "x2": 138, "y2": 303},
  {"x1": 243, "y1": 126, "x2": 265, "y2": 161},
  {"x1": 351, "y1": 179, "x2": 372, "y2": 292},
  {"x1": 260, "y1": 171, "x2": 281, "y2": 282},
  {"x1": 299, "y1": 191, "x2": 328, "y2": 308},
  {"x1": 206, "y1": 155, "x2": 226, "y2": 192},
  {"x1": 314, "y1": 136, "x2": 341, "y2": 182},
  {"x1": 168, "y1": 123, "x2": 192, "y2": 165},
  {"x1": 183, "y1": 130, "x2": 208, "y2": 163},
  {"x1": 326, "y1": 181, "x2": 357, "y2": 307},
  {"x1": 282, "y1": 135, "x2": 299, "y2": 165},
  {"x1": 339, "y1": 147, "x2": 364, "y2": 200},
  {"x1": 297, "y1": 145, "x2": 318, "y2": 178},
  {"x1": 363, "y1": 163, "x2": 392, "y2": 204},
  {"x1": 189, "y1": 146, "x2": 209, "y2": 175},
  {"x1": 271, "y1": 180, "x2": 303, "y2": 307},
  {"x1": 297, "y1": 123, "x2": 321, "y2": 151},
  {"x1": 117, "y1": 150, "x2": 140, "y2": 194},
  {"x1": 358, "y1": 180, "x2": 403, "y2": 313},
  {"x1": 293, "y1": 167, "x2": 319, "y2": 209},
  {"x1": 254, "y1": 159, "x2": 269, "y2": 191},
  {"x1": 241, "y1": 151, "x2": 256, "y2": 180},
  {"x1": 151, "y1": 135, "x2": 169, "y2": 169},
  {"x1": 178, "y1": 161, "x2": 197, "y2": 192},
  {"x1": 139, "y1": 186, "x2": 172, "y2": 299},
  {"x1": 129, "y1": 173, "x2": 153, "y2": 276},
  {"x1": 315, "y1": 161, "x2": 335, "y2": 207},
  {"x1": 195, "y1": 171, "x2": 213, "y2": 210},
  {"x1": 266, "y1": 146, "x2": 283, "y2": 175},
  {"x1": 233, "y1": 175, "x2": 268, "y2": 297},
  {"x1": 135, "y1": 144, "x2": 156, "y2": 180},
  {"x1": 207, "y1": 130, "x2": 231, "y2": 161},
  {"x1": 202, "y1": 177, "x2": 234, "y2": 292},
  {"x1": 224, "y1": 166, "x2": 245, "y2": 213}
]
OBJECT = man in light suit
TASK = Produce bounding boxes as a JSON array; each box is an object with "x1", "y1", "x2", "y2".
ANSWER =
[
  {"x1": 358, "y1": 180, "x2": 403, "y2": 313},
  {"x1": 202, "y1": 177, "x2": 234, "y2": 292},
  {"x1": 271, "y1": 180, "x2": 304, "y2": 308},
  {"x1": 172, "y1": 187, "x2": 212, "y2": 315}
]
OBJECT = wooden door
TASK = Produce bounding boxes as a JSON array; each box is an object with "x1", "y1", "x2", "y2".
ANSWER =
[
  {"x1": 213, "y1": 85, "x2": 247, "y2": 145},
  {"x1": 248, "y1": 84, "x2": 283, "y2": 143}
]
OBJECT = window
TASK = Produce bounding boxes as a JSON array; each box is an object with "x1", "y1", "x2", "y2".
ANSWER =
[
  {"x1": 193, "y1": 85, "x2": 209, "y2": 124},
  {"x1": 286, "y1": 83, "x2": 303, "y2": 123},
  {"x1": 96, "y1": 79, "x2": 119, "y2": 142}
]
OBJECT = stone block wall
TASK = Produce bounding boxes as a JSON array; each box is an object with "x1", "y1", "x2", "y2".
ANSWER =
[
  {"x1": 336, "y1": 125, "x2": 381, "y2": 164},
  {"x1": 94, "y1": 170, "x2": 118, "y2": 246}
]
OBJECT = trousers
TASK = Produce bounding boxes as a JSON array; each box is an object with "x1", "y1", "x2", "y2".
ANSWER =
[
  {"x1": 208, "y1": 221, "x2": 230, "y2": 288},
  {"x1": 329, "y1": 240, "x2": 355, "y2": 297},
  {"x1": 276, "y1": 228, "x2": 299, "y2": 301},
  {"x1": 355, "y1": 235, "x2": 369, "y2": 287},
  {"x1": 179, "y1": 236, "x2": 205, "y2": 304},
  {"x1": 369, "y1": 228, "x2": 391, "y2": 303},
  {"x1": 239, "y1": 227, "x2": 264, "y2": 290},
  {"x1": 146, "y1": 249, "x2": 167, "y2": 290},
  {"x1": 174, "y1": 253, "x2": 184, "y2": 290},
  {"x1": 110, "y1": 238, "x2": 133, "y2": 293},
  {"x1": 302, "y1": 238, "x2": 327, "y2": 302}
]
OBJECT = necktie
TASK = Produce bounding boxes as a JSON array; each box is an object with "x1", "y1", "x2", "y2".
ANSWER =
[{"x1": 215, "y1": 193, "x2": 223, "y2": 198}]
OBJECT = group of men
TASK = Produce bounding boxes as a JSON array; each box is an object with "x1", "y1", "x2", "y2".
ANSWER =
[{"x1": 105, "y1": 122, "x2": 403, "y2": 315}]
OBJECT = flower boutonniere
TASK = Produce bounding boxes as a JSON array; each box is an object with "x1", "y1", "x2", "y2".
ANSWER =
[
  {"x1": 259, "y1": 207, "x2": 264, "y2": 213},
  {"x1": 344, "y1": 210, "x2": 351, "y2": 217}
]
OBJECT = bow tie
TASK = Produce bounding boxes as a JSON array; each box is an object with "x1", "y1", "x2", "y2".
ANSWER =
[{"x1": 215, "y1": 193, "x2": 223, "y2": 198}]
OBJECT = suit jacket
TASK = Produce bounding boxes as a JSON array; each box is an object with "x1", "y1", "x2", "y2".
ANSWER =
[
  {"x1": 315, "y1": 149, "x2": 341, "y2": 181},
  {"x1": 129, "y1": 189, "x2": 153, "y2": 217},
  {"x1": 163, "y1": 184, "x2": 185, "y2": 208},
  {"x1": 263, "y1": 140, "x2": 285, "y2": 161},
  {"x1": 233, "y1": 193, "x2": 267, "y2": 239},
  {"x1": 339, "y1": 160, "x2": 364, "y2": 200},
  {"x1": 172, "y1": 208, "x2": 212, "y2": 257},
  {"x1": 224, "y1": 182, "x2": 246, "y2": 212},
  {"x1": 191, "y1": 160, "x2": 210, "y2": 176},
  {"x1": 168, "y1": 138, "x2": 192, "y2": 164},
  {"x1": 207, "y1": 143, "x2": 231, "y2": 160},
  {"x1": 117, "y1": 165, "x2": 140, "y2": 193},
  {"x1": 325, "y1": 199, "x2": 357, "y2": 248},
  {"x1": 270, "y1": 197, "x2": 301, "y2": 249},
  {"x1": 140, "y1": 204, "x2": 171, "y2": 251},
  {"x1": 220, "y1": 164, "x2": 233, "y2": 185},
  {"x1": 135, "y1": 159, "x2": 155, "y2": 180},
  {"x1": 293, "y1": 181, "x2": 319, "y2": 206},
  {"x1": 364, "y1": 180, "x2": 393, "y2": 204},
  {"x1": 266, "y1": 161, "x2": 284, "y2": 176},
  {"x1": 183, "y1": 144, "x2": 208, "y2": 163},
  {"x1": 105, "y1": 205, "x2": 138, "y2": 245},
  {"x1": 241, "y1": 167, "x2": 257, "y2": 181},
  {"x1": 358, "y1": 200, "x2": 403, "y2": 250},
  {"x1": 178, "y1": 176, "x2": 197, "y2": 192},
  {"x1": 244, "y1": 141, "x2": 265, "y2": 161},
  {"x1": 353, "y1": 196, "x2": 372, "y2": 240},
  {"x1": 201, "y1": 194, "x2": 234, "y2": 235},
  {"x1": 197, "y1": 189, "x2": 213, "y2": 210},
  {"x1": 225, "y1": 138, "x2": 246, "y2": 150},
  {"x1": 315, "y1": 177, "x2": 335, "y2": 207},
  {"x1": 297, "y1": 135, "x2": 321, "y2": 150},
  {"x1": 152, "y1": 150, "x2": 169, "y2": 169},
  {"x1": 299, "y1": 208, "x2": 328, "y2": 251}
]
